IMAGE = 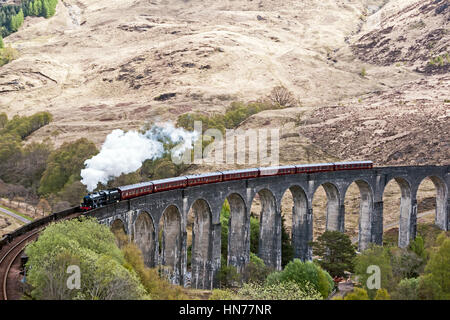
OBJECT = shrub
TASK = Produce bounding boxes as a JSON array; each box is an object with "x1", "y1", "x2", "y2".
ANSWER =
[
  {"x1": 237, "y1": 281, "x2": 322, "y2": 300},
  {"x1": 0, "y1": 45, "x2": 19, "y2": 66},
  {"x1": 218, "y1": 264, "x2": 241, "y2": 288},
  {"x1": 209, "y1": 289, "x2": 237, "y2": 300},
  {"x1": 391, "y1": 278, "x2": 419, "y2": 300},
  {"x1": 242, "y1": 253, "x2": 272, "y2": 284},
  {"x1": 344, "y1": 287, "x2": 369, "y2": 300},
  {"x1": 374, "y1": 288, "x2": 391, "y2": 300},
  {"x1": 267, "y1": 259, "x2": 334, "y2": 299}
]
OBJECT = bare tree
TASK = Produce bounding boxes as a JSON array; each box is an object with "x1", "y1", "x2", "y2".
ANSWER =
[{"x1": 268, "y1": 85, "x2": 298, "y2": 108}]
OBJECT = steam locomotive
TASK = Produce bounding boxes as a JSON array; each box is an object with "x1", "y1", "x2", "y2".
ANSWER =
[{"x1": 80, "y1": 161, "x2": 373, "y2": 211}]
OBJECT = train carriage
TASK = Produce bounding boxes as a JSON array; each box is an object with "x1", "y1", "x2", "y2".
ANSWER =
[
  {"x1": 259, "y1": 165, "x2": 296, "y2": 176},
  {"x1": 334, "y1": 161, "x2": 373, "y2": 171},
  {"x1": 118, "y1": 181, "x2": 154, "y2": 200},
  {"x1": 221, "y1": 168, "x2": 260, "y2": 181},
  {"x1": 152, "y1": 176, "x2": 188, "y2": 192},
  {"x1": 186, "y1": 172, "x2": 223, "y2": 187},
  {"x1": 295, "y1": 163, "x2": 334, "y2": 174}
]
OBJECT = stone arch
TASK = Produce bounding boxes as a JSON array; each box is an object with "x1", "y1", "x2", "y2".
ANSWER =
[
  {"x1": 416, "y1": 176, "x2": 448, "y2": 231},
  {"x1": 188, "y1": 198, "x2": 212, "y2": 289},
  {"x1": 225, "y1": 193, "x2": 248, "y2": 272},
  {"x1": 159, "y1": 205, "x2": 182, "y2": 284},
  {"x1": 250, "y1": 188, "x2": 280, "y2": 270},
  {"x1": 383, "y1": 177, "x2": 413, "y2": 248},
  {"x1": 283, "y1": 185, "x2": 309, "y2": 261},
  {"x1": 134, "y1": 212, "x2": 156, "y2": 267},
  {"x1": 343, "y1": 180, "x2": 374, "y2": 251},
  {"x1": 312, "y1": 182, "x2": 341, "y2": 235}
]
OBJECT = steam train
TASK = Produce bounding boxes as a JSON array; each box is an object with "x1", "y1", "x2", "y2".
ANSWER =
[{"x1": 80, "y1": 161, "x2": 373, "y2": 211}]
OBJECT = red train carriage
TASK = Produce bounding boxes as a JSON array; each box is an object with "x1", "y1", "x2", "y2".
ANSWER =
[
  {"x1": 152, "y1": 177, "x2": 188, "y2": 192},
  {"x1": 259, "y1": 165, "x2": 296, "y2": 177},
  {"x1": 334, "y1": 161, "x2": 373, "y2": 171},
  {"x1": 295, "y1": 163, "x2": 334, "y2": 174},
  {"x1": 118, "y1": 181, "x2": 154, "y2": 200},
  {"x1": 187, "y1": 172, "x2": 223, "y2": 187},
  {"x1": 221, "y1": 168, "x2": 260, "y2": 181}
]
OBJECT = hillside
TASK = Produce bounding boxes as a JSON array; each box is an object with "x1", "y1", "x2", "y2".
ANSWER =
[{"x1": 0, "y1": 0, "x2": 448, "y2": 238}]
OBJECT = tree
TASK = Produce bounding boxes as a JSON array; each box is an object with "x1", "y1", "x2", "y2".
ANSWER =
[
  {"x1": 268, "y1": 85, "x2": 297, "y2": 108},
  {"x1": 39, "y1": 138, "x2": 98, "y2": 195},
  {"x1": 25, "y1": 217, "x2": 146, "y2": 300},
  {"x1": 389, "y1": 247, "x2": 425, "y2": 282},
  {"x1": 0, "y1": 34, "x2": 4, "y2": 48},
  {"x1": 422, "y1": 238, "x2": 450, "y2": 299},
  {"x1": 310, "y1": 230, "x2": 356, "y2": 277}
]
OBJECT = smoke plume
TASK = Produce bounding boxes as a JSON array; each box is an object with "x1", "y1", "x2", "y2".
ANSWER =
[{"x1": 81, "y1": 123, "x2": 198, "y2": 192}]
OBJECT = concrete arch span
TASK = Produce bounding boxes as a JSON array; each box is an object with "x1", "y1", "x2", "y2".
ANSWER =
[
  {"x1": 252, "y1": 188, "x2": 280, "y2": 270},
  {"x1": 134, "y1": 212, "x2": 156, "y2": 267},
  {"x1": 343, "y1": 180, "x2": 374, "y2": 251},
  {"x1": 226, "y1": 193, "x2": 248, "y2": 272},
  {"x1": 159, "y1": 205, "x2": 182, "y2": 284},
  {"x1": 189, "y1": 199, "x2": 212, "y2": 289}
]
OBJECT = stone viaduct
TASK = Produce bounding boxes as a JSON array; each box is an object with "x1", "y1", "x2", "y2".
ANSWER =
[{"x1": 91, "y1": 165, "x2": 449, "y2": 289}]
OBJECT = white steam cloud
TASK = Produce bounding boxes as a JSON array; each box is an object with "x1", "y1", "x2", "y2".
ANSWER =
[{"x1": 81, "y1": 123, "x2": 199, "y2": 192}]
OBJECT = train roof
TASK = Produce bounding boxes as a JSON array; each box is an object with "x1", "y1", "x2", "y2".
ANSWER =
[
  {"x1": 220, "y1": 168, "x2": 259, "y2": 174},
  {"x1": 260, "y1": 165, "x2": 296, "y2": 170},
  {"x1": 117, "y1": 181, "x2": 154, "y2": 192},
  {"x1": 185, "y1": 172, "x2": 223, "y2": 179},
  {"x1": 152, "y1": 176, "x2": 188, "y2": 184},
  {"x1": 295, "y1": 163, "x2": 334, "y2": 167},
  {"x1": 333, "y1": 161, "x2": 373, "y2": 165}
]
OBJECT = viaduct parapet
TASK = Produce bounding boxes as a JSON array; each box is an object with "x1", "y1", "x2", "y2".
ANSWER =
[{"x1": 91, "y1": 165, "x2": 449, "y2": 289}]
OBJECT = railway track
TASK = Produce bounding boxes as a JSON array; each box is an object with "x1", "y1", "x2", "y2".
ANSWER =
[
  {"x1": 0, "y1": 230, "x2": 41, "y2": 300},
  {"x1": 0, "y1": 209, "x2": 81, "y2": 300}
]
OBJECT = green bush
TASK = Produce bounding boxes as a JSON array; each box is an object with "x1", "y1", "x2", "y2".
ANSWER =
[
  {"x1": 391, "y1": 278, "x2": 419, "y2": 300},
  {"x1": 344, "y1": 287, "x2": 369, "y2": 300},
  {"x1": 218, "y1": 264, "x2": 241, "y2": 288},
  {"x1": 266, "y1": 259, "x2": 334, "y2": 299},
  {"x1": 209, "y1": 289, "x2": 237, "y2": 300},
  {"x1": 242, "y1": 253, "x2": 272, "y2": 284},
  {"x1": 236, "y1": 281, "x2": 322, "y2": 300}
]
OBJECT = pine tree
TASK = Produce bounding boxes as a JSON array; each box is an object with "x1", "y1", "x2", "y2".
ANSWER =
[{"x1": 310, "y1": 230, "x2": 357, "y2": 277}]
